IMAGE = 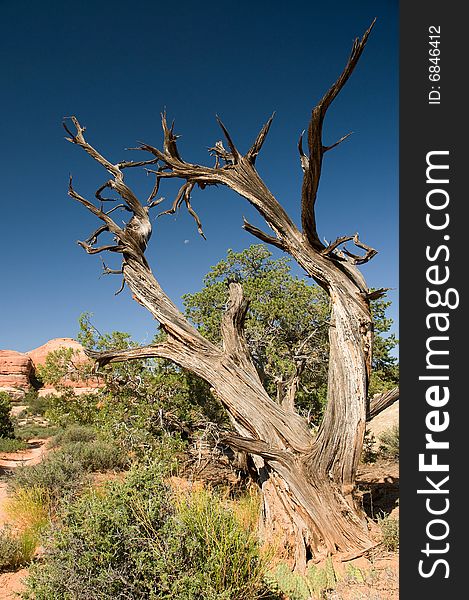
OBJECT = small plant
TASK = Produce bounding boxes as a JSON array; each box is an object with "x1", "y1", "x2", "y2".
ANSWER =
[
  {"x1": 0, "y1": 525, "x2": 36, "y2": 572},
  {"x1": 378, "y1": 425, "x2": 399, "y2": 459},
  {"x1": 5, "y1": 486, "x2": 51, "y2": 533},
  {"x1": 9, "y1": 437, "x2": 128, "y2": 507},
  {"x1": 9, "y1": 452, "x2": 86, "y2": 506},
  {"x1": 361, "y1": 429, "x2": 378, "y2": 463},
  {"x1": 377, "y1": 513, "x2": 399, "y2": 551},
  {"x1": 267, "y1": 558, "x2": 338, "y2": 600},
  {"x1": 266, "y1": 563, "x2": 312, "y2": 600}
]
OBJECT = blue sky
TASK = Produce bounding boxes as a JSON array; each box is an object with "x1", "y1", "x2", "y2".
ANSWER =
[{"x1": 0, "y1": 0, "x2": 398, "y2": 352}]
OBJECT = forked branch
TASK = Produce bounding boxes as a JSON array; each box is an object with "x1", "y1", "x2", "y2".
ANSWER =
[{"x1": 300, "y1": 19, "x2": 376, "y2": 247}]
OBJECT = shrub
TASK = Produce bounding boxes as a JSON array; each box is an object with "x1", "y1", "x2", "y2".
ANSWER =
[
  {"x1": 58, "y1": 439, "x2": 129, "y2": 473},
  {"x1": 14, "y1": 424, "x2": 61, "y2": 441},
  {"x1": 48, "y1": 425, "x2": 97, "y2": 447},
  {"x1": 377, "y1": 513, "x2": 399, "y2": 551},
  {"x1": 4, "y1": 486, "x2": 51, "y2": 534},
  {"x1": 379, "y1": 425, "x2": 399, "y2": 459},
  {"x1": 0, "y1": 525, "x2": 36, "y2": 572},
  {"x1": 24, "y1": 392, "x2": 51, "y2": 417},
  {"x1": 0, "y1": 437, "x2": 28, "y2": 453},
  {"x1": 9, "y1": 438, "x2": 128, "y2": 507},
  {"x1": 45, "y1": 391, "x2": 100, "y2": 428},
  {"x1": 9, "y1": 451, "x2": 86, "y2": 506},
  {"x1": 23, "y1": 463, "x2": 275, "y2": 600},
  {"x1": 0, "y1": 392, "x2": 15, "y2": 439}
]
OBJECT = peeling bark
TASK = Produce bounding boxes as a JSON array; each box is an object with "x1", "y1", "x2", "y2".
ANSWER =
[{"x1": 66, "y1": 19, "x2": 394, "y2": 569}]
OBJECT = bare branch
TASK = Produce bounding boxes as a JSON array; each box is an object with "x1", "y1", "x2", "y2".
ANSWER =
[
  {"x1": 367, "y1": 387, "x2": 399, "y2": 421},
  {"x1": 323, "y1": 131, "x2": 353, "y2": 153},
  {"x1": 86, "y1": 225, "x2": 109, "y2": 245},
  {"x1": 343, "y1": 234, "x2": 378, "y2": 265},
  {"x1": 298, "y1": 131, "x2": 309, "y2": 173},
  {"x1": 221, "y1": 282, "x2": 258, "y2": 379},
  {"x1": 321, "y1": 233, "x2": 377, "y2": 265},
  {"x1": 246, "y1": 113, "x2": 275, "y2": 164},
  {"x1": 300, "y1": 19, "x2": 376, "y2": 247},
  {"x1": 222, "y1": 433, "x2": 291, "y2": 466},
  {"x1": 242, "y1": 218, "x2": 286, "y2": 250},
  {"x1": 161, "y1": 112, "x2": 183, "y2": 161},
  {"x1": 68, "y1": 177, "x2": 122, "y2": 236},
  {"x1": 64, "y1": 117, "x2": 121, "y2": 178},
  {"x1": 78, "y1": 241, "x2": 124, "y2": 255},
  {"x1": 321, "y1": 235, "x2": 354, "y2": 257},
  {"x1": 366, "y1": 288, "x2": 390, "y2": 301},
  {"x1": 216, "y1": 116, "x2": 241, "y2": 164}
]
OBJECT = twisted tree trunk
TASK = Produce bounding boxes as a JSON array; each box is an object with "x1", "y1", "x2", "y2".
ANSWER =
[{"x1": 64, "y1": 19, "x2": 398, "y2": 570}]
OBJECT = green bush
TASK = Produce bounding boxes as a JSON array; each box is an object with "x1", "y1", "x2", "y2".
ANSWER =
[
  {"x1": 9, "y1": 437, "x2": 128, "y2": 506},
  {"x1": 0, "y1": 437, "x2": 28, "y2": 453},
  {"x1": 379, "y1": 425, "x2": 399, "y2": 459},
  {"x1": 48, "y1": 425, "x2": 97, "y2": 447},
  {"x1": 23, "y1": 463, "x2": 275, "y2": 600},
  {"x1": 9, "y1": 451, "x2": 86, "y2": 505},
  {"x1": 45, "y1": 391, "x2": 100, "y2": 428},
  {"x1": 0, "y1": 525, "x2": 36, "y2": 572},
  {"x1": 377, "y1": 513, "x2": 399, "y2": 551},
  {"x1": 14, "y1": 424, "x2": 61, "y2": 441},
  {"x1": 0, "y1": 392, "x2": 15, "y2": 439},
  {"x1": 58, "y1": 440, "x2": 129, "y2": 473},
  {"x1": 24, "y1": 391, "x2": 51, "y2": 416}
]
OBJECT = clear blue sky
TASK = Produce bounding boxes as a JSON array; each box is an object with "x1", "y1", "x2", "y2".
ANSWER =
[{"x1": 0, "y1": 0, "x2": 398, "y2": 352}]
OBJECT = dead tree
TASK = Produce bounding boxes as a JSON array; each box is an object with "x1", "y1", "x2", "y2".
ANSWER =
[{"x1": 65, "y1": 20, "x2": 398, "y2": 569}]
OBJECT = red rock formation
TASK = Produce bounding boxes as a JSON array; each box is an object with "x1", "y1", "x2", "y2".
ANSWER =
[
  {"x1": 26, "y1": 338, "x2": 102, "y2": 395},
  {"x1": 26, "y1": 338, "x2": 88, "y2": 368},
  {"x1": 0, "y1": 350, "x2": 33, "y2": 398}
]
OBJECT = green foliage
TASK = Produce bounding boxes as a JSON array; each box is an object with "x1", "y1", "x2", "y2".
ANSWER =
[
  {"x1": 361, "y1": 430, "x2": 378, "y2": 464},
  {"x1": 0, "y1": 437, "x2": 28, "y2": 452},
  {"x1": 48, "y1": 425, "x2": 97, "y2": 447},
  {"x1": 0, "y1": 392, "x2": 15, "y2": 439},
  {"x1": 24, "y1": 392, "x2": 51, "y2": 417},
  {"x1": 44, "y1": 390, "x2": 100, "y2": 428},
  {"x1": 377, "y1": 513, "x2": 399, "y2": 551},
  {"x1": 0, "y1": 525, "x2": 36, "y2": 572},
  {"x1": 183, "y1": 245, "x2": 330, "y2": 420},
  {"x1": 23, "y1": 463, "x2": 274, "y2": 600},
  {"x1": 378, "y1": 425, "x2": 399, "y2": 459},
  {"x1": 14, "y1": 424, "x2": 61, "y2": 441},
  {"x1": 9, "y1": 437, "x2": 128, "y2": 507},
  {"x1": 266, "y1": 559, "x2": 337, "y2": 600},
  {"x1": 184, "y1": 245, "x2": 398, "y2": 422},
  {"x1": 369, "y1": 297, "x2": 399, "y2": 397}
]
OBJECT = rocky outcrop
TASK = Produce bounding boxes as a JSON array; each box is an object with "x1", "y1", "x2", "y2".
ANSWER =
[
  {"x1": 0, "y1": 338, "x2": 102, "y2": 399},
  {"x1": 26, "y1": 338, "x2": 86, "y2": 366},
  {"x1": 0, "y1": 350, "x2": 34, "y2": 399}
]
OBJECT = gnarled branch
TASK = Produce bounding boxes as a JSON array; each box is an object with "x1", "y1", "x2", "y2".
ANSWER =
[
  {"x1": 367, "y1": 387, "x2": 399, "y2": 421},
  {"x1": 300, "y1": 19, "x2": 376, "y2": 247}
]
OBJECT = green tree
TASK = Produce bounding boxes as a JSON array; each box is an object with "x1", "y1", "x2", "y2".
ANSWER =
[
  {"x1": 184, "y1": 245, "x2": 398, "y2": 422},
  {"x1": 0, "y1": 392, "x2": 15, "y2": 439}
]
